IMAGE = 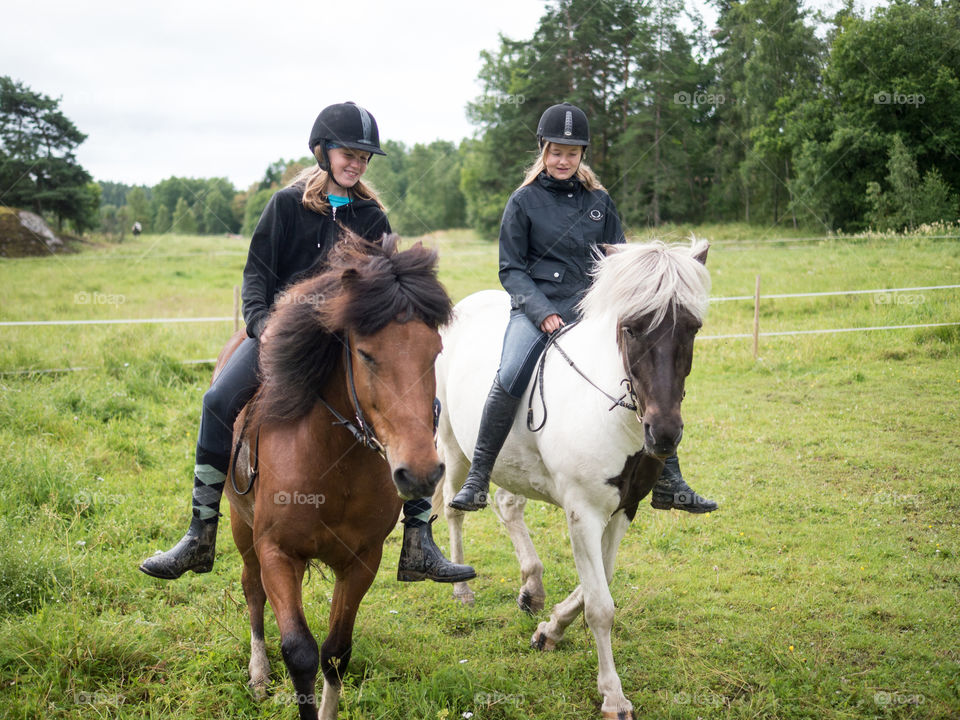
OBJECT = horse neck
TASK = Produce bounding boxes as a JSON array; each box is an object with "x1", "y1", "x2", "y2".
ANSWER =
[{"x1": 561, "y1": 314, "x2": 644, "y2": 443}]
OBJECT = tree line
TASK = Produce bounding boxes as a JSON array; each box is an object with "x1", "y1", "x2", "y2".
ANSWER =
[{"x1": 2, "y1": 0, "x2": 958, "y2": 240}]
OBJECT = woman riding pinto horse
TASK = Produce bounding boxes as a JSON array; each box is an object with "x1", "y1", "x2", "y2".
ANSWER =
[
  {"x1": 139, "y1": 102, "x2": 474, "y2": 585},
  {"x1": 449, "y1": 102, "x2": 717, "y2": 516}
]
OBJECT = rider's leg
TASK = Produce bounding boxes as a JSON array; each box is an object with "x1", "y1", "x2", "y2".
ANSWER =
[
  {"x1": 449, "y1": 311, "x2": 547, "y2": 512},
  {"x1": 650, "y1": 453, "x2": 718, "y2": 513},
  {"x1": 139, "y1": 338, "x2": 261, "y2": 579}
]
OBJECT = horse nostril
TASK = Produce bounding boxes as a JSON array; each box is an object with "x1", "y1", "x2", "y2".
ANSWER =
[
  {"x1": 673, "y1": 426, "x2": 684, "y2": 447},
  {"x1": 428, "y1": 463, "x2": 445, "y2": 486}
]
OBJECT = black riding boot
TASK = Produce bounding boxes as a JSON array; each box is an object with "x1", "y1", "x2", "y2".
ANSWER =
[
  {"x1": 397, "y1": 515, "x2": 477, "y2": 582},
  {"x1": 139, "y1": 513, "x2": 218, "y2": 579},
  {"x1": 140, "y1": 467, "x2": 224, "y2": 579},
  {"x1": 448, "y1": 379, "x2": 521, "y2": 511},
  {"x1": 650, "y1": 454, "x2": 718, "y2": 514}
]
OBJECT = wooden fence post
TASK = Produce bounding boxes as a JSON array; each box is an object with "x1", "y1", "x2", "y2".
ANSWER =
[
  {"x1": 233, "y1": 285, "x2": 240, "y2": 332},
  {"x1": 753, "y1": 275, "x2": 761, "y2": 359}
]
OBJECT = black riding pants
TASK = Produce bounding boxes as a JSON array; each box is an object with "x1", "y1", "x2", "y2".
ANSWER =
[{"x1": 195, "y1": 337, "x2": 260, "y2": 474}]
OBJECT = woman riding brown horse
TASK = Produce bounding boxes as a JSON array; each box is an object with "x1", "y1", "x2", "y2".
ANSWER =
[{"x1": 222, "y1": 234, "x2": 454, "y2": 720}]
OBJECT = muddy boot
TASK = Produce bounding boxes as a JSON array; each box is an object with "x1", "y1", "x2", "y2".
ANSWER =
[
  {"x1": 139, "y1": 514, "x2": 218, "y2": 579},
  {"x1": 397, "y1": 515, "x2": 476, "y2": 583},
  {"x1": 650, "y1": 454, "x2": 718, "y2": 514},
  {"x1": 139, "y1": 466, "x2": 224, "y2": 579},
  {"x1": 448, "y1": 380, "x2": 520, "y2": 511}
]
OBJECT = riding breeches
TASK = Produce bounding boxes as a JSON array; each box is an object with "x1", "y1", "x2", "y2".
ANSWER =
[
  {"x1": 495, "y1": 310, "x2": 550, "y2": 399},
  {"x1": 196, "y1": 337, "x2": 261, "y2": 474}
]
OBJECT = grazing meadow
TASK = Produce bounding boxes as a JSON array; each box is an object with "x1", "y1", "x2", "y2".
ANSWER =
[{"x1": 0, "y1": 227, "x2": 957, "y2": 719}]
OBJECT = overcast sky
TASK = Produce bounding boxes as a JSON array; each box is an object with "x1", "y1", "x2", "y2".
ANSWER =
[{"x1": 1, "y1": 0, "x2": 883, "y2": 190}]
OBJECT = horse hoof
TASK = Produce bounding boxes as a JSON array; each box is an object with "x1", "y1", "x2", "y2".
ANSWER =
[
  {"x1": 530, "y1": 627, "x2": 556, "y2": 652},
  {"x1": 517, "y1": 590, "x2": 544, "y2": 615},
  {"x1": 453, "y1": 586, "x2": 475, "y2": 607},
  {"x1": 248, "y1": 680, "x2": 268, "y2": 701}
]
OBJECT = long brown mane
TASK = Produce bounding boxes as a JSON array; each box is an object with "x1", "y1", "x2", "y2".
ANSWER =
[{"x1": 249, "y1": 232, "x2": 453, "y2": 426}]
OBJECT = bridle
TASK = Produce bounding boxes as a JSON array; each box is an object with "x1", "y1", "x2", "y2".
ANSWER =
[
  {"x1": 318, "y1": 333, "x2": 387, "y2": 459},
  {"x1": 526, "y1": 321, "x2": 643, "y2": 432}
]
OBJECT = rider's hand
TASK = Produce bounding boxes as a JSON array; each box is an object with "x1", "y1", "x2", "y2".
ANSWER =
[
  {"x1": 540, "y1": 314, "x2": 564, "y2": 334},
  {"x1": 259, "y1": 324, "x2": 273, "y2": 347}
]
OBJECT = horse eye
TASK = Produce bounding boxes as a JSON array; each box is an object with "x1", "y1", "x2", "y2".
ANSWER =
[
  {"x1": 357, "y1": 349, "x2": 376, "y2": 365},
  {"x1": 622, "y1": 326, "x2": 636, "y2": 339}
]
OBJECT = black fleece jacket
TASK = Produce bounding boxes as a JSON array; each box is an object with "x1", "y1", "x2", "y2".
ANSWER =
[
  {"x1": 241, "y1": 185, "x2": 390, "y2": 339},
  {"x1": 498, "y1": 172, "x2": 625, "y2": 327}
]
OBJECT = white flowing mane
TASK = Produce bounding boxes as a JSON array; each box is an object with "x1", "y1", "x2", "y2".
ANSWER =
[{"x1": 578, "y1": 237, "x2": 711, "y2": 330}]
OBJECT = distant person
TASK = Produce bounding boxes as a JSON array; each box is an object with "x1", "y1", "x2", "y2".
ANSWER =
[
  {"x1": 139, "y1": 102, "x2": 474, "y2": 584},
  {"x1": 449, "y1": 102, "x2": 718, "y2": 515},
  {"x1": 132, "y1": 221, "x2": 142, "y2": 236}
]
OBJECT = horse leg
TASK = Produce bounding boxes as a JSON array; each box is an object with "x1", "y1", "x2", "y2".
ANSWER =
[
  {"x1": 231, "y1": 512, "x2": 270, "y2": 698},
  {"x1": 317, "y1": 549, "x2": 382, "y2": 720},
  {"x1": 601, "y1": 511, "x2": 632, "y2": 583},
  {"x1": 259, "y1": 545, "x2": 319, "y2": 720},
  {"x1": 492, "y1": 486, "x2": 545, "y2": 614},
  {"x1": 531, "y1": 584, "x2": 583, "y2": 651},
  {"x1": 438, "y1": 425, "x2": 475, "y2": 606},
  {"x1": 567, "y1": 510, "x2": 633, "y2": 719}
]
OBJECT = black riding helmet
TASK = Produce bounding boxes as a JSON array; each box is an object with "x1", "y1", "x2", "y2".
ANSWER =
[
  {"x1": 308, "y1": 101, "x2": 386, "y2": 171},
  {"x1": 536, "y1": 102, "x2": 590, "y2": 149}
]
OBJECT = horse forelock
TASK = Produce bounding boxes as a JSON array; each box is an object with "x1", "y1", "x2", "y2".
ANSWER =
[
  {"x1": 580, "y1": 238, "x2": 711, "y2": 332},
  {"x1": 250, "y1": 234, "x2": 452, "y2": 426}
]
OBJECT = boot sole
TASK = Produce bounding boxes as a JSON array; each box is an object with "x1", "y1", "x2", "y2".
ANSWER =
[
  {"x1": 398, "y1": 568, "x2": 478, "y2": 583},
  {"x1": 447, "y1": 500, "x2": 487, "y2": 512},
  {"x1": 650, "y1": 500, "x2": 717, "y2": 514},
  {"x1": 138, "y1": 561, "x2": 214, "y2": 580}
]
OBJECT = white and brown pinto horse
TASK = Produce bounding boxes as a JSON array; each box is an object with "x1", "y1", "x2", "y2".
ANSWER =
[{"x1": 435, "y1": 239, "x2": 710, "y2": 719}]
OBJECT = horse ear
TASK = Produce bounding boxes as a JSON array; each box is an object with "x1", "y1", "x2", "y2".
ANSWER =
[
  {"x1": 340, "y1": 267, "x2": 361, "y2": 286},
  {"x1": 600, "y1": 243, "x2": 623, "y2": 257},
  {"x1": 691, "y1": 241, "x2": 709, "y2": 266}
]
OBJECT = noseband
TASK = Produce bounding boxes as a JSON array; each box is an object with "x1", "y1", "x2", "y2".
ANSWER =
[{"x1": 318, "y1": 334, "x2": 387, "y2": 459}]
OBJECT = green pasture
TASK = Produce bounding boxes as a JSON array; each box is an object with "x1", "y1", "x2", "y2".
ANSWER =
[{"x1": 0, "y1": 228, "x2": 957, "y2": 719}]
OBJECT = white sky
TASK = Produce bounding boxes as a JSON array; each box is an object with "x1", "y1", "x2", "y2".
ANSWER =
[{"x1": 1, "y1": 0, "x2": 884, "y2": 190}]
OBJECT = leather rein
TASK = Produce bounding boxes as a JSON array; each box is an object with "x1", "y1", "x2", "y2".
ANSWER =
[
  {"x1": 526, "y1": 321, "x2": 643, "y2": 432},
  {"x1": 230, "y1": 333, "x2": 386, "y2": 496}
]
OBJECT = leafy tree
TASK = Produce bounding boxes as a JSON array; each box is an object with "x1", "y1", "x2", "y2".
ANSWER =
[
  {"x1": 867, "y1": 135, "x2": 958, "y2": 230},
  {"x1": 0, "y1": 76, "x2": 99, "y2": 231},
  {"x1": 126, "y1": 187, "x2": 151, "y2": 231},
  {"x1": 153, "y1": 203, "x2": 172, "y2": 234},
  {"x1": 241, "y1": 187, "x2": 274, "y2": 236},
  {"x1": 172, "y1": 196, "x2": 196, "y2": 234}
]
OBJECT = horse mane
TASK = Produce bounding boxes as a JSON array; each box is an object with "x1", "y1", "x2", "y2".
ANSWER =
[
  {"x1": 249, "y1": 232, "x2": 453, "y2": 426},
  {"x1": 578, "y1": 237, "x2": 711, "y2": 331}
]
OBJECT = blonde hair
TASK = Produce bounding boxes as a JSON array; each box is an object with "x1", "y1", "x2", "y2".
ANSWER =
[
  {"x1": 519, "y1": 142, "x2": 605, "y2": 192},
  {"x1": 288, "y1": 147, "x2": 385, "y2": 215}
]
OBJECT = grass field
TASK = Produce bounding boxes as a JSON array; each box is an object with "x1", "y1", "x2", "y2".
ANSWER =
[{"x1": 0, "y1": 227, "x2": 958, "y2": 719}]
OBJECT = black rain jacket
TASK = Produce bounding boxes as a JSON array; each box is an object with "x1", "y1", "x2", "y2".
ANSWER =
[
  {"x1": 498, "y1": 172, "x2": 625, "y2": 327},
  {"x1": 241, "y1": 185, "x2": 390, "y2": 339}
]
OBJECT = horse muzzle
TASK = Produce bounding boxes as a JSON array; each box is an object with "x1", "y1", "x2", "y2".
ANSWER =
[
  {"x1": 392, "y1": 462, "x2": 445, "y2": 500},
  {"x1": 643, "y1": 418, "x2": 683, "y2": 459}
]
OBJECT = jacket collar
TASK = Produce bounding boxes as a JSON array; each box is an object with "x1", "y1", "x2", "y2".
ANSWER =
[{"x1": 537, "y1": 171, "x2": 580, "y2": 194}]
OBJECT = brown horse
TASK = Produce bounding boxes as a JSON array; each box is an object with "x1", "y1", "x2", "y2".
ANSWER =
[{"x1": 216, "y1": 235, "x2": 453, "y2": 720}]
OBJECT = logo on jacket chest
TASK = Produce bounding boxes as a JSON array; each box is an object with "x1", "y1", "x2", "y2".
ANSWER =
[{"x1": 589, "y1": 208, "x2": 603, "y2": 222}]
